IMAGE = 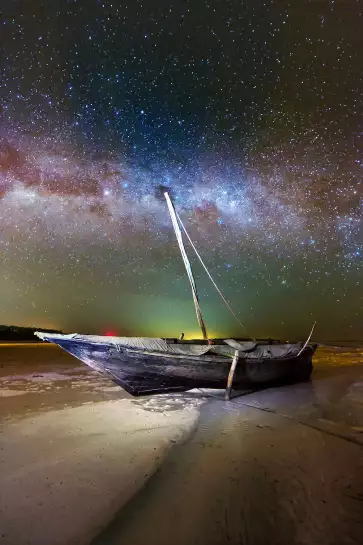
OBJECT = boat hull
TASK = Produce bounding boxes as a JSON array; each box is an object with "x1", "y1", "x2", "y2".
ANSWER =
[{"x1": 42, "y1": 336, "x2": 314, "y2": 396}]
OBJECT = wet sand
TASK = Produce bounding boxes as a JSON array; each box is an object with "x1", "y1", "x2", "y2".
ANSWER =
[{"x1": 1, "y1": 344, "x2": 363, "y2": 545}]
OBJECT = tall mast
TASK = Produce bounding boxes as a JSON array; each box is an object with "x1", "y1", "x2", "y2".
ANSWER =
[{"x1": 164, "y1": 192, "x2": 208, "y2": 341}]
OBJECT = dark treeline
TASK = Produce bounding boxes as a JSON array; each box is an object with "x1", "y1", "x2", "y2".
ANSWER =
[{"x1": 0, "y1": 325, "x2": 62, "y2": 341}]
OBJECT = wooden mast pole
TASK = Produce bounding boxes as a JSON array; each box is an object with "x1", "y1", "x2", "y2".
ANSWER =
[{"x1": 164, "y1": 192, "x2": 209, "y2": 341}]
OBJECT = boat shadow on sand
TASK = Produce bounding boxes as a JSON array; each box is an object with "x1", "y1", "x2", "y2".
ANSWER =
[{"x1": 90, "y1": 366, "x2": 363, "y2": 545}]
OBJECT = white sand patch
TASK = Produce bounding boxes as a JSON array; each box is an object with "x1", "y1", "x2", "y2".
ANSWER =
[
  {"x1": 0, "y1": 371, "x2": 85, "y2": 382},
  {"x1": 100, "y1": 385, "x2": 125, "y2": 392},
  {"x1": 0, "y1": 389, "x2": 27, "y2": 397},
  {"x1": 0, "y1": 396, "x2": 204, "y2": 545}
]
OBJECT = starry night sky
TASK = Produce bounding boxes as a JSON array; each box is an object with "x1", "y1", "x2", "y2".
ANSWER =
[{"x1": 0, "y1": 0, "x2": 362, "y2": 340}]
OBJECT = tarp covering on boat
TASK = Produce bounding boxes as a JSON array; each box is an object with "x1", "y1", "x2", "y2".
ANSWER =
[
  {"x1": 222, "y1": 340, "x2": 302, "y2": 359},
  {"x1": 240, "y1": 344, "x2": 301, "y2": 359},
  {"x1": 35, "y1": 333, "x2": 212, "y2": 356},
  {"x1": 35, "y1": 332, "x2": 303, "y2": 360}
]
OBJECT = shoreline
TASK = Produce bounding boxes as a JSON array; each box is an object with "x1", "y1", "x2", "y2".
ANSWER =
[{"x1": 0, "y1": 342, "x2": 52, "y2": 347}]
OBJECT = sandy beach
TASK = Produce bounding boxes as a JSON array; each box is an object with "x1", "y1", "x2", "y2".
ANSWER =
[{"x1": 1, "y1": 344, "x2": 363, "y2": 545}]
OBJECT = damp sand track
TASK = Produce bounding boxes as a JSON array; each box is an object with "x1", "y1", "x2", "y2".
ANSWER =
[{"x1": 1, "y1": 344, "x2": 363, "y2": 545}]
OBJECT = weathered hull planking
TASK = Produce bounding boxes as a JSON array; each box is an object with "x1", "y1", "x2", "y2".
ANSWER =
[{"x1": 40, "y1": 336, "x2": 314, "y2": 396}]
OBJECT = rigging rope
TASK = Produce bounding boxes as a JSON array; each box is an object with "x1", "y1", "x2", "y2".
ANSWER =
[{"x1": 175, "y1": 210, "x2": 254, "y2": 341}]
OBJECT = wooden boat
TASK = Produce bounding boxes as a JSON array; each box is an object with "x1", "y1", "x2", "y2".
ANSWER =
[{"x1": 36, "y1": 193, "x2": 316, "y2": 398}]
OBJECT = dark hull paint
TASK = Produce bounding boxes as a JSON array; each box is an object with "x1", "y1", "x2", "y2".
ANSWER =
[{"x1": 49, "y1": 338, "x2": 314, "y2": 396}]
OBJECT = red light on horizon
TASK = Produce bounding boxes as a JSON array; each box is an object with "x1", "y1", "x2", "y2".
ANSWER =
[{"x1": 105, "y1": 331, "x2": 116, "y2": 337}]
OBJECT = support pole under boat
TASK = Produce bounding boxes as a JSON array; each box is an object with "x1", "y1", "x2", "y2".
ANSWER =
[
  {"x1": 164, "y1": 192, "x2": 209, "y2": 341},
  {"x1": 225, "y1": 349, "x2": 239, "y2": 400}
]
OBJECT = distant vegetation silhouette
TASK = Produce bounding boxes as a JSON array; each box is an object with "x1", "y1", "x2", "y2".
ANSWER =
[{"x1": 0, "y1": 325, "x2": 62, "y2": 341}]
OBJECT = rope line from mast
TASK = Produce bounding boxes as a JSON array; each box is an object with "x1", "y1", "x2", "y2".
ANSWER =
[{"x1": 175, "y1": 209, "x2": 254, "y2": 341}]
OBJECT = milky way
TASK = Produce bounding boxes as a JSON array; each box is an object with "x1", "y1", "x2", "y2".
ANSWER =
[{"x1": 0, "y1": 1, "x2": 362, "y2": 339}]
